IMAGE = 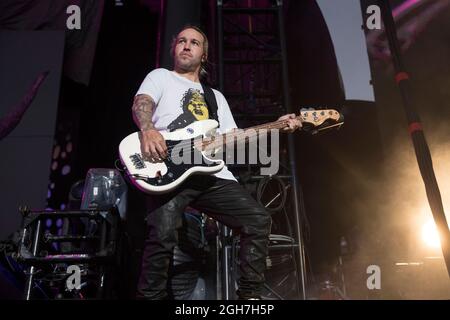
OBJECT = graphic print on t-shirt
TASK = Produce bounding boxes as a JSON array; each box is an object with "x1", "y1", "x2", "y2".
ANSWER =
[{"x1": 167, "y1": 88, "x2": 210, "y2": 132}]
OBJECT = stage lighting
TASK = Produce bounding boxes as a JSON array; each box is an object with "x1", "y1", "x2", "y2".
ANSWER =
[{"x1": 421, "y1": 218, "x2": 441, "y2": 249}]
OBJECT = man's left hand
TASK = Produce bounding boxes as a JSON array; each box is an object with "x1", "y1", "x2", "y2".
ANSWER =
[{"x1": 278, "y1": 113, "x2": 302, "y2": 133}]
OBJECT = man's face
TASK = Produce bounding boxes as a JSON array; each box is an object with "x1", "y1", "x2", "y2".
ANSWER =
[{"x1": 173, "y1": 28, "x2": 205, "y2": 73}]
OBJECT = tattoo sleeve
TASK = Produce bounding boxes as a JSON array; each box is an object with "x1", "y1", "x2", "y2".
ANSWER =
[{"x1": 132, "y1": 94, "x2": 156, "y2": 131}]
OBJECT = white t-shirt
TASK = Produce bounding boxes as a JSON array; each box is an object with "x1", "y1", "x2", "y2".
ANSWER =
[{"x1": 136, "y1": 68, "x2": 237, "y2": 181}]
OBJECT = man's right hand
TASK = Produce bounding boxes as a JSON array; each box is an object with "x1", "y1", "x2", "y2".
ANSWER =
[{"x1": 140, "y1": 129, "x2": 168, "y2": 162}]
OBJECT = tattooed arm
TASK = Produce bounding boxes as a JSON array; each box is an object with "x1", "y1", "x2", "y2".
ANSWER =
[
  {"x1": 132, "y1": 94, "x2": 156, "y2": 131},
  {"x1": 132, "y1": 94, "x2": 167, "y2": 160}
]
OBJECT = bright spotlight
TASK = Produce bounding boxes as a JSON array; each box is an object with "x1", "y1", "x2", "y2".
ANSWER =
[{"x1": 421, "y1": 219, "x2": 441, "y2": 249}]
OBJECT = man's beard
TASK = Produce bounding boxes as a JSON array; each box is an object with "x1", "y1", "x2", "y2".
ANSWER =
[{"x1": 176, "y1": 56, "x2": 200, "y2": 72}]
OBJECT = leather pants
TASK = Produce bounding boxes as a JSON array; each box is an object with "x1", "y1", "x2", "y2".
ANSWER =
[{"x1": 136, "y1": 175, "x2": 271, "y2": 299}]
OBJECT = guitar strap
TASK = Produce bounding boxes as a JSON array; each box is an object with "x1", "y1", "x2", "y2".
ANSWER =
[{"x1": 200, "y1": 82, "x2": 219, "y2": 125}]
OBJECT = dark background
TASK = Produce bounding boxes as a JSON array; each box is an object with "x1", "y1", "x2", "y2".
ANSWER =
[{"x1": 1, "y1": 0, "x2": 449, "y2": 299}]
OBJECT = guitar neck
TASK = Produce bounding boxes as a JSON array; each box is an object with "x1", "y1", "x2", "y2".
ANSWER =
[
  {"x1": 200, "y1": 109, "x2": 342, "y2": 152},
  {"x1": 245, "y1": 117, "x2": 296, "y2": 132},
  {"x1": 202, "y1": 117, "x2": 297, "y2": 152}
]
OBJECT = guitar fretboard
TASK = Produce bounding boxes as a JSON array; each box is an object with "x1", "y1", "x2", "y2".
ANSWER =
[
  {"x1": 201, "y1": 117, "x2": 297, "y2": 151},
  {"x1": 200, "y1": 109, "x2": 341, "y2": 151}
]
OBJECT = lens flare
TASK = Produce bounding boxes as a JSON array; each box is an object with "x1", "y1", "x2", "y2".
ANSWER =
[{"x1": 421, "y1": 219, "x2": 441, "y2": 249}]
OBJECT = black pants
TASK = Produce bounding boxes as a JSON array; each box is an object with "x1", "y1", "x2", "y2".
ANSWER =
[{"x1": 136, "y1": 175, "x2": 271, "y2": 299}]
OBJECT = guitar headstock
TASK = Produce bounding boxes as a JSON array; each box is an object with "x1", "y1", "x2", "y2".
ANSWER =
[{"x1": 298, "y1": 109, "x2": 344, "y2": 134}]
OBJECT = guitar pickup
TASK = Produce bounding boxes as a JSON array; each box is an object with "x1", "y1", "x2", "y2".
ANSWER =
[{"x1": 130, "y1": 153, "x2": 146, "y2": 169}]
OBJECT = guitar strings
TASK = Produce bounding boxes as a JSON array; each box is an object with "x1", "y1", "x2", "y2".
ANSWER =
[
  {"x1": 155, "y1": 118, "x2": 294, "y2": 155},
  {"x1": 139, "y1": 114, "x2": 339, "y2": 170},
  {"x1": 144, "y1": 114, "x2": 336, "y2": 160}
]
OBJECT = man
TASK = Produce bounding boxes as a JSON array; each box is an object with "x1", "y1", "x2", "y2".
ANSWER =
[{"x1": 132, "y1": 25, "x2": 300, "y2": 300}]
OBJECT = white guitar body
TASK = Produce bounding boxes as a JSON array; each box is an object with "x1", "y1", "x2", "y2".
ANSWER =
[
  {"x1": 119, "y1": 109, "x2": 343, "y2": 195},
  {"x1": 119, "y1": 120, "x2": 224, "y2": 194}
]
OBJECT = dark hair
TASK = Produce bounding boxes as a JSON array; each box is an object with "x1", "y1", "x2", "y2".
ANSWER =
[{"x1": 170, "y1": 25, "x2": 209, "y2": 79}]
